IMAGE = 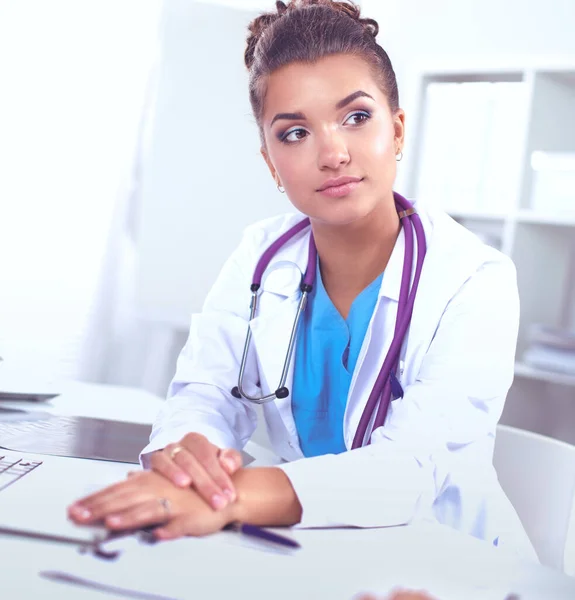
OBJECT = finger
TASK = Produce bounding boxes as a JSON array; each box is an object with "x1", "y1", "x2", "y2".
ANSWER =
[
  {"x1": 69, "y1": 486, "x2": 151, "y2": 524},
  {"x1": 71, "y1": 478, "x2": 135, "y2": 508},
  {"x1": 387, "y1": 591, "x2": 435, "y2": 600},
  {"x1": 218, "y1": 448, "x2": 243, "y2": 475},
  {"x1": 181, "y1": 441, "x2": 236, "y2": 501},
  {"x1": 68, "y1": 480, "x2": 137, "y2": 522},
  {"x1": 106, "y1": 498, "x2": 169, "y2": 531},
  {"x1": 153, "y1": 512, "x2": 213, "y2": 540},
  {"x1": 153, "y1": 516, "x2": 188, "y2": 541},
  {"x1": 172, "y1": 450, "x2": 230, "y2": 510},
  {"x1": 150, "y1": 448, "x2": 192, "y2": 487}
]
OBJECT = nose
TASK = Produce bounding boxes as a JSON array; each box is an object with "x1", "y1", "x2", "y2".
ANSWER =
[{"x1": 317, "y1": 128, "x2": 350, "y2": 171}]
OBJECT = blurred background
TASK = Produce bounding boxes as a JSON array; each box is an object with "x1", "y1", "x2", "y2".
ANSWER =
[{"x1": 1, "y1": 0, "x2": 574, "y2": 443}]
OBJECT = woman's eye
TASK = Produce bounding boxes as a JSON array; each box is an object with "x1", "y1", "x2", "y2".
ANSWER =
[
  {"x1": 281, "y1": 128, "x2": 308, "y2": 143},
  {"x1": 344, "y1": 111, "x2": 371, "y2": 126}
]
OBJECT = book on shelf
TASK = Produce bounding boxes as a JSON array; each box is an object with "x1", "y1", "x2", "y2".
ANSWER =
[
  {"x1": 415, "y1": 80, "x2": 528, "y2": 215},
  {"x1": 531, "y1": 151, "x2": 575, "y2": 213}
]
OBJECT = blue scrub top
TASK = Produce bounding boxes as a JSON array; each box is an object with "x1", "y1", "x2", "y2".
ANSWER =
[{"x1": 291, "y1": 263, "x2": 383, "y2": 458}]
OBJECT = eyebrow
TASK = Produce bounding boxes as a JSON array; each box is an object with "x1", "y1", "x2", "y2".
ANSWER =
[
  {"x1": 270, "y1": 111, "x2": 306, "y2": 127},
  {"x1": 270, "y1": 90, "x2": 375, "y2": 127},
  {"x1": 336, "y1": 90, "x2": 374, "y2": 109}
]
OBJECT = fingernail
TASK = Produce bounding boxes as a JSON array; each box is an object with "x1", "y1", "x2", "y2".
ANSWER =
[
  {"x1": 107, "y1": 516, "x2": 122, "y2": 526},
  {"x1": 211, "y1": 493, "x2": 228, "y2": 510},
  {"x1": 71, "y1": 505, "x2": 91, "y2": 520},
  {"x1": 223, "y1": 488, "x2": 236, "y2": 502},
  {"x1": 175, "y1": 474, "x2": 191, "y2": 487},
  {"x1": 223, "y1": 457, "x2": 239, "y2": 471}
]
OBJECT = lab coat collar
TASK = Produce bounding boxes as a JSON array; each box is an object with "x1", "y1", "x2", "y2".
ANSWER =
[{"x1": 378, "y1": 227, "x2": 405, "y2": 303}]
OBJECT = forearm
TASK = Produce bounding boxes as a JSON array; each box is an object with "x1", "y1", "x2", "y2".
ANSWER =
[{"x1": 229, "y1": 467, "x2": 302, "y2": 526}]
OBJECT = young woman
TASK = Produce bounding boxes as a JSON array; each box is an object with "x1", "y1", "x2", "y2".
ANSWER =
[{"x1": 69, "y1": 0, "x2": 535, "y2": 561}]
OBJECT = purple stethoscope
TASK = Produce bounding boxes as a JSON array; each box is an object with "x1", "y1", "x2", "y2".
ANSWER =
[{"x1": 231, "y1": 192, "x2": 426, "y2": 449}]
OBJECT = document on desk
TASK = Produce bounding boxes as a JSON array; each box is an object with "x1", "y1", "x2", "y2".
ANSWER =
[{"x1": 32, "y1": 526, "x2": 537, "y2": 600}]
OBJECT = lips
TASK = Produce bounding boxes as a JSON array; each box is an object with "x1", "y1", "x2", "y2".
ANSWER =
[
  {"x1": 316, "y1": 176, "x2": 363, "y2": 198},
  {"x1": 317, "y1": 176, "x2": 362, "y2": 192}
]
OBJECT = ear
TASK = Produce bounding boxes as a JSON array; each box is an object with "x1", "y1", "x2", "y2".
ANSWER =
[
  {"x1": 260, "y1": 147, "x2": 280, "y2": 185},
  {"x1": 393, "y1": 108, "x2": 406, "y2": 155}
]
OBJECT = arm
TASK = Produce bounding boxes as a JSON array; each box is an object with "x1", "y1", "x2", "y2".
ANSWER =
[{"x1": 230, "y1": 467, "x2": 303, "y2": 526}]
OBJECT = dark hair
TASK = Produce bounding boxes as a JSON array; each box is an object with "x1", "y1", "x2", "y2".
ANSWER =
[{"x1": 245, "y1": 0, "x2": 399, "y2": 135}]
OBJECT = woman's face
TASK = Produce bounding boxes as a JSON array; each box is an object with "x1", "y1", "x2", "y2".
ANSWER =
[{"x1": 261, "y1": 53, "x2": 405, "y2": 226}]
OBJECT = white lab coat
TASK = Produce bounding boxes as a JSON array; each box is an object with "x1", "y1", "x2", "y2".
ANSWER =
[{"x1": 142, "y1": 203, "x2": 537, "y2": 561}]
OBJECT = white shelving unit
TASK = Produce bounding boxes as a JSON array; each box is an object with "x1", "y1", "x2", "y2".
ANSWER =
[
  {"x1": 514, "y1": 361, "x2": 575, "y2": 388},
  {"x1": 402, "y1": 60, "x2": 575, "y2": 441}
]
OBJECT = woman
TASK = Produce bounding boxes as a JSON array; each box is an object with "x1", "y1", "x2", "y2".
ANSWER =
[{"x1": 69, "y1": 0, "x2": 535, "y2": 560}]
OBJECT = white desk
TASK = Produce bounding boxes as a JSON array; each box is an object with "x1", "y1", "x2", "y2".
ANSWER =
[{"x1": 1, "y1": 382, "x2": 575, "y2": 599}]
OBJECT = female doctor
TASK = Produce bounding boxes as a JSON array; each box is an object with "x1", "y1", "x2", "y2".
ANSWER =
[{"x1": 69, "y1": 0, "x2": 535, "y2": 559}]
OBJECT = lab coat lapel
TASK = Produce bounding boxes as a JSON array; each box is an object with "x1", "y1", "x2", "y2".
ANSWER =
[{"x1": 344, "y1": 228, "x2": 404, "y2": 446}]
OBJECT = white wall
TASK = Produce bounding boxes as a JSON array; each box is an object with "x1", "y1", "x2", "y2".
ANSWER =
[
  {"x1": 134, "y1": 0, "x2": 292, "y2": 329},
  {"x1": 363, "y1": 0, "x2": 575, "y2": 78}
]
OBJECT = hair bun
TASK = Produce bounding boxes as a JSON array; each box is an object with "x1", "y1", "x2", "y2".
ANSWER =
[
  {"x1": 330, "y1": 2, "x2": 380, "y2": 39},
  {"x1": 244, "y1": 1, "x2": 378, "y2": 70},
  {"x1": 244, "y1": 12, "x2": 278, "y2": 69}
]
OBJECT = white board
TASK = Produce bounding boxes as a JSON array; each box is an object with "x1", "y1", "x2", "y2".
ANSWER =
[{"x1": 134, "y1": 0, "x2": 292, "y2": 329}]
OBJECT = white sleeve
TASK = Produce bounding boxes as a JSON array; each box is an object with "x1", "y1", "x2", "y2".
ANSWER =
[
  {"x1": 140, "y1": 228, "x2": 264, "y2": 467},
  {"x1": 278, "y1": 256, "x2": 519, "y2": 529}
]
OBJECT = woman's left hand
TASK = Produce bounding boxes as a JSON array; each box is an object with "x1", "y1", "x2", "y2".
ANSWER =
[{"x1": 67, "y1": 470, "x2": 235, "y2": 540}]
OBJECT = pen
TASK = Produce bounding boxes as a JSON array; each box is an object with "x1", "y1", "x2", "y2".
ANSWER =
[
  {"x1": 224, "y1": 521, "x2": 300, "y2": 549},
  {"x1": 40, "y1": 571, "x2": 179, "y2": 600}
]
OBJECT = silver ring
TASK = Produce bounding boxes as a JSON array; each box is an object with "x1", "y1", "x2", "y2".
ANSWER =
[{"x1": 158, "y1": 497, "x2": 171, "y2": 519}]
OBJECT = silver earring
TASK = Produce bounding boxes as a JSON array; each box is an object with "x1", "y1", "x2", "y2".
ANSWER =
[
  {"x1": 277, "y1": 182, "x2": 285, "y2": 193},
  {"x1": 396, "y1": 151, "x2": 403, "y2": 162}
]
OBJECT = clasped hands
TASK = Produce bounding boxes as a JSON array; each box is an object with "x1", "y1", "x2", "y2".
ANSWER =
[
  {"x1": 67, "y1": 433, "x2": 244, "y2": 540},
  {"x1": 67, "y1": 435, "x2": 437, "y2": 600}
]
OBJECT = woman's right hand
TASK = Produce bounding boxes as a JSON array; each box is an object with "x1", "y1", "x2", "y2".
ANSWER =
[{"x1": 149, "y1": 433, "x2": 243, "y2": 511}]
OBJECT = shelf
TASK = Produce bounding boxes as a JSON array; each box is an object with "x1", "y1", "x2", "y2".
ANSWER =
[
  {"x1": 448, "y1": 210, "x2": 508, "y2": 222},
  {"x1": 516, "y1": 210, "x2": 575, "y2": 227},
  {"x1": 514, "y1": 361, "x2": 575, "y2": 387},
  {"x1": 446, "y1": 209, "x2": 575, "y2": 227}
]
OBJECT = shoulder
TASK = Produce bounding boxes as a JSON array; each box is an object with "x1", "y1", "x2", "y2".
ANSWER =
[{"x1": 411, "y1": 203, "x2": 518, "y2": 336}]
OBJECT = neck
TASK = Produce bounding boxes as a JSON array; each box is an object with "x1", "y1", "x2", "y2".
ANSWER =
[{"x1": 311, "y1": 196, "x2": 400, "y2": 298}]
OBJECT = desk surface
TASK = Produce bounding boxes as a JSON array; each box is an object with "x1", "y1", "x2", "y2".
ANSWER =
[{"x1": 1, "y1": 382, "x2": 575, "y2": 600}]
